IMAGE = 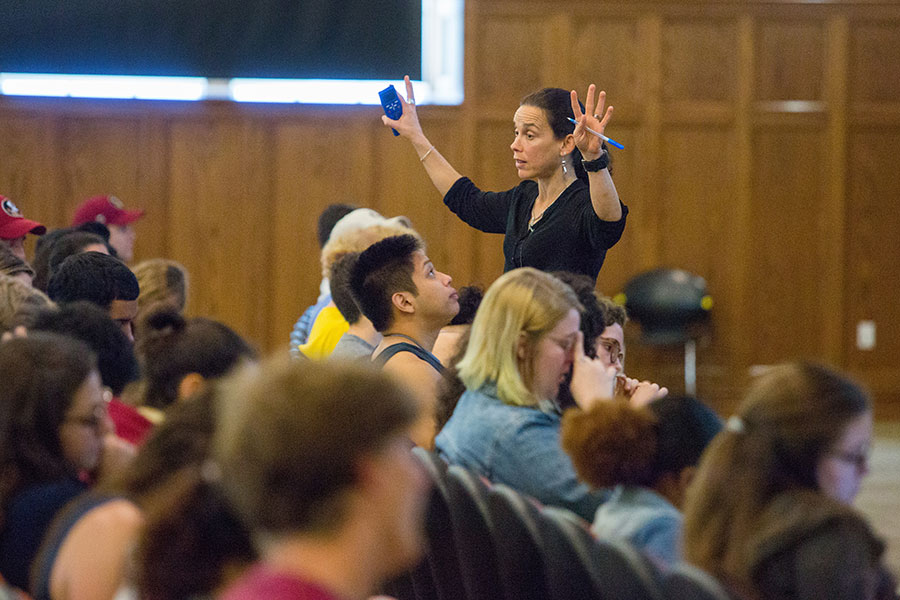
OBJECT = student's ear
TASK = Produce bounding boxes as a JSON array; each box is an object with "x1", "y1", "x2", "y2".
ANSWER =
[
  {"x1": 678, "y1": 465, "x2": 697, "y2": 492},
  {"x1": 516, "y1": 332, "x2": 529, "y2": 361},
  {"x1": 392, "y1": 291, "x2": 416, "y2": 315},
  {"x1": 177, "y1": 372, "x2": 206, "y2": 402}
]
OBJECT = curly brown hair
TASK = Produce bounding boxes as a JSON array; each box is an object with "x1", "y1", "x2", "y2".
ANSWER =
[{"x1": 561, "y1": 401, "x2": 658, "y2": 488}]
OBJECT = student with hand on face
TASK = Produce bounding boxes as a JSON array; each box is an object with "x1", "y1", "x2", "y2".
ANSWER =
[{"x1": 435, "y1": 267, "x2": 620, "y2": 521}]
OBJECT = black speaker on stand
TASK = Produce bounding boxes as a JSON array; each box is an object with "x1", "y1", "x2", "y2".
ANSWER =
[{"x1": 621, "y1": 268, "x2": 712, "y2": 396}]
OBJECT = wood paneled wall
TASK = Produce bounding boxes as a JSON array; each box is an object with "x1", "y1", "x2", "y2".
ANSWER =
[{"x1": 2, "y1": 0, "x2": 899, "y2": 416}]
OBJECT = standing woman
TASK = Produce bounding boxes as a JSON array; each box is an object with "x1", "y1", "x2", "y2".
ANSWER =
[{"x1": 383, "y1": 77, "x2": 627, "y2": 283}]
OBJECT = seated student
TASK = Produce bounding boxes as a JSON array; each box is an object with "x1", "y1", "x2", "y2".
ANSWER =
[
  {"x1": 0, "y1": 333, "x2": 131, "y2": 591},
  {"x1": 71, "y1": 195, "x2": 144, "y2": 264},
  {"x1": 329, "y1": 253, "x2": 380, "y2": 361},
  {"x1": 46, "y1": 252, "x2": 139, "y2": 342},
  {"x1": 131, "y1": 258, "x2": 189, "y2": 332},
  {"x1": 215, "y1": 358, "x2": 430, "y2": 600},
  {"x1": 290, "y1": 203, "x2": 357, "y2": 352},
  {"x1": 31, "y1": 229, "x2": 70, "y2": 292},
  {"x1": 134, "y1": 307, "x2": 256, "y2": 424},
  {"x1": 683, "y1": 363, "x2": 896, "y2": 600},
  {"x1": 0, "y1": 274, "x2": 54, "y2": 333},
  {"x1": 561, "y1": 396, "x2": 721, "y2": 567},
  {"x1": 0, "y1": 245, "x2": 36, "y2": 286},
  {"x1": 0, "y1": 195, "x2": 46, "y2": 261},
  {"x1": 31, "y1": 303, "x2": 145, "y2": 445},
  {"x1": 350, "y1": 235, "x2": 459, "y2": 448},
  {"x1": 32, "y1": 387, "x2": 255, "y2": 600},
  {"x1": 431, "y1": 285, "x2": 483, "y2": 368},
  {"x1": 434, "y1": 267, "x2": 618, "y2": 520},
  {"x1": 46, "y1": 231, "x2": 110, "y2": 275},
  {"x1": 552, "y1": 273, "x2": 667, "y2": 410},
  {"x1": 595, "y1": 294, "x2": 656, "y2": 400},
  {"x1": 298, "y1": 218, "x2": 418, "y2": 360}
]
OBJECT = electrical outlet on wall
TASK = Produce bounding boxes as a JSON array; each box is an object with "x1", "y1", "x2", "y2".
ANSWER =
[{"x1": 856, "y1": 320, "x2": 876, "y2": 351}]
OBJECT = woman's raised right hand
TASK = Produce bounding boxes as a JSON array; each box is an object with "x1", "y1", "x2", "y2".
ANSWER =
[{"x1": 381, "y1": 75, "x2": 427, "y2": 144}]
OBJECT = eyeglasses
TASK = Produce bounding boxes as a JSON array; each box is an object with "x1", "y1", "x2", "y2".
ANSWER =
[
  {"x1": 827, "y1": 447, "x2": 869, "y2": 471},
  {"x1": 63, "y1": 387, "x2": 112, "y2": 431},
  {"x1": 63, "y1": 405, "x2": 109, "y2": 431},
  {"x1": 547, "y1": 334, "x2": 577, "y2": 354},
  {"x1": 598, "y1": 338, "x2": 624, "y2": 365}
]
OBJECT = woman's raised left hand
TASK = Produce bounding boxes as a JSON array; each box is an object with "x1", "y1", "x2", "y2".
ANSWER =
[{"x1": 570, "y1": 84, "x2": 613, "y2": 161}]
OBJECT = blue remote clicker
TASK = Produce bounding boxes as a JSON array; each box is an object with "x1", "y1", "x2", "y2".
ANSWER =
[{"x1": 379, "y1": 85, "x2": 403, "y2": 136}]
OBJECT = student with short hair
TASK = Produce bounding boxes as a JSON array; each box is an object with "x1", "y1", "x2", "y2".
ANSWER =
[
  {"x1": 216, "y1": 358, "x2": 430, "y2": 600},
  {"x1": 46, "y1": 231, "x2": 110, "y2": 274},
  {"x1": 350, "y1": 234, "x2": 459, "y2": 448},
  {"x1": 329, "y1": 253, "x2": 379, "y2": 360},
  {"x1": 46, "y1": 252, "x2": 140, "y2": 342},
  {"x1": 32, "y1": 302, "x2": 139, "y2": 397},
  {"x1": 32, "y1": 302, "x2": 146, "y2": 445},
  {"x1": 289, "y1": 203, "x2": 357, "y2": 351},
  {"x1": 562, "y1": 395, "x2": 721, "y2": 566},
  {"x1": 299, "y1": 219, "x2": 418, "y2": 360}
]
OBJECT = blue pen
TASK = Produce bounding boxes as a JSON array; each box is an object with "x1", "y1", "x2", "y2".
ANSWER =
[{"x1": 567, "y1": 117, "x2": 624, "y2": 149}]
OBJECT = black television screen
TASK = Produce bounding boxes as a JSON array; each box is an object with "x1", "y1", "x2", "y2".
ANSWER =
[{"x1": 0, "y1": 1, "x2": 421, "y2": 80}]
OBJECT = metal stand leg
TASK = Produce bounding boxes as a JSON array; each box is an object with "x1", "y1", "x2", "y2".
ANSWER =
[{"x1": 685, "y1": 338, "x2": 697, "y2": 396}]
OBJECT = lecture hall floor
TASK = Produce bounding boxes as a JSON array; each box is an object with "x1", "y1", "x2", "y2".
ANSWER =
[{"x1": 856, "y1": 423, "x2": 900, "y2": 575}]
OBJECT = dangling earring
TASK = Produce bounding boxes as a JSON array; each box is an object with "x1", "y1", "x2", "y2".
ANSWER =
[{"x1": 561, "y1": 158, "x2": 568, "y2": 174}]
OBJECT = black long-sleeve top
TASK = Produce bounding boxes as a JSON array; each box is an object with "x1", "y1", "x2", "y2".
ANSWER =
[{"x1": 443, "y1": 177, "x2": 628, "y2": 284}]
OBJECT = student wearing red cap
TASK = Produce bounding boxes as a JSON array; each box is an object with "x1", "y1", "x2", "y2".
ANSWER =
[
  {"x1": 0, "y1": 195, "x2": 46, "y2": 261},
  {"x1": 72, "y1": 195, "x2": 144, "y2": 262}
]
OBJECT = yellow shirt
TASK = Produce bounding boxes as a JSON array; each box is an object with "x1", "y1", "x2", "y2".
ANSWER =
[{"x1": 297, "y1": 304, "x2": 349, "y2": 360}]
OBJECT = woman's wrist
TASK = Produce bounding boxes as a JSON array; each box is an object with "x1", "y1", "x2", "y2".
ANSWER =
[{"x1": 582, "y1": 150, "x2": 610, "y2": 172}]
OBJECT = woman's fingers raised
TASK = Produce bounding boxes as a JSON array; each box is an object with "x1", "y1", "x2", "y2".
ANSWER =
[
  {"x1": 583, "y1": 84, "x2": 597, "y2": 119},
  {"x1": 404, "y1": 75, "x2": 416, "y2": 104},
  {"x1": 570, "y1": 89, "x2": 584, "y2": 120}
]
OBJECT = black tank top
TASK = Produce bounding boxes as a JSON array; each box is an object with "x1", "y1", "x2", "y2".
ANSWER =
[{"x1": 372, "y1": 342, "x2": 445, "y2": 374}]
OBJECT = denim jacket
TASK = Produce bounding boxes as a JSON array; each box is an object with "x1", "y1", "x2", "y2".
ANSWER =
[{"x1": 434, "y1": 384, "x2": 605, "y2": 521}]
